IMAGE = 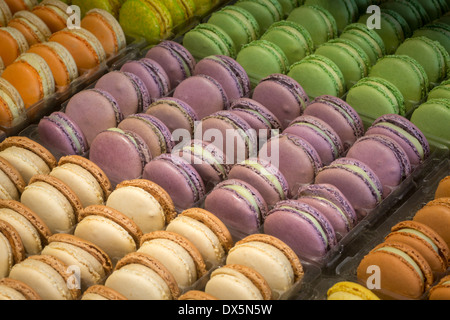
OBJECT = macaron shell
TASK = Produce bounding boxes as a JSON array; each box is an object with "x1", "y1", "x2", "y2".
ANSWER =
[
  {"x1": 429, "y1": 275, "x2": 450, "y2": 300},
  {"x1": 0, "y1": 156, "x2": 26, "y2": 198},
  {"x1": 435, "y1": 176, "x2": 450, "y2": 199},
  {"x1": 327, "y1": 281, "x2": 380, "y2": 300},
  {"x1": 32, "y1": 1, "x2": 69, "y2": 33},
  {"x1": 178, "y1": 290, "x2": 218, "y2": 300},
  {"x1": 81, "y1": 284, "x2": 127, "y2": 300},
  {"x1": 7, "y1": 10, "x2": 51, "y2": 46},
  {"x1": 0, "y1": 278, "x2": 41, "y2": 300},
  {"x1": 4, "y1": 0, "x2": 37, "y2": 16}
]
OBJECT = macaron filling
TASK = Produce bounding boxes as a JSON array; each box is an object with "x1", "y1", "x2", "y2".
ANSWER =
[
  {"x1": 184, "y1": 144, "x2": 227, "y2": 178},
  {"x1": 374, "y1": 246, "x2": 424, "y2": 282},
  {"x1": 242, "y1": 160, "x2": 286, "y2": 200},
  {"x1": 395, "y1": 228, "x2": 440, "y2": 254},
  {"x1": 222, "y1": 184, "x2": 261, "y2": 218}
]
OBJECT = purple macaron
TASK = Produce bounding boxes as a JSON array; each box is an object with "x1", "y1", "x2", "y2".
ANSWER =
[
  {"x1": 142, "y1": 153, "x2": 206, "y2": 211},
  {"x1": 346, "y1": 134, "x2": 412, "y2": 198},
  {"x1": 89, "y1": 128, "x2": 152, "y2": 185},
  {"x1": 263, "y1": 199, "x2": 337, "y2": 262},
  {"x1": 94, "y1": 71, "x2": 151, "y2": 117},
  {"x1": 37, "y1": 111, "x2": 88, "y2": 156},
  {"x1": 194, "y1": 55, "x2": 251, "y2": 101},
  {"x1": 204, "y1": 178, "x2": 268, "y2": 236},
  {"x1": 258, "y1": 133, "x2": 323, "y2": 196},
  {"x1": 252, "y1": 74, "x2": 309, "y2": 130},
  {"x1": 173, "y1": 74, "x2": 229, "y2": 119},
  {"x1": 64, "y1": 88, "x2": 123, "y2": 146},
  {"x1": 303, "y1": 95, "x2": 365, "y2": 150}
]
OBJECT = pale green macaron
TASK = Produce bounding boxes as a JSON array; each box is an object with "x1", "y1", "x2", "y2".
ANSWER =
[
  {"x1": 410, "y1": 98, "x2": 450, "y2": 142},
  {"x1": 304, "y1": 0, "x2": 359, "y2": 32},
  {"x1": 413, "y1": 22, "x2": 450, "y2": 55},
  {"x1": 427, "y1": 80, "x2": 450, "y2": 101},
  {"x1": 234, "y1": 0, "x2": 283, "y2": 34}
]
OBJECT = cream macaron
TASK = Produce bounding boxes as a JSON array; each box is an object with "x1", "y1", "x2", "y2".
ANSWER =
[
  {"x1": 138, "y1": 230, "x2": 207, "y2": 290},
  {"x1": 0, "y1": 199, "x2": 51, "y2": 256},
  {"x1": 7, "y1": 10, "x2": 51, "y2": 46},
  {"x1": 0, "y1": 219, "x2": 25, "y2": 278},
  {"x1": 50, "y1": 155, "x2": 112, "y2": 208},
  {"x1": 165, "y1": 207, "x2": 233, "y2": 268},
  {"x1": 81, "y1": 284, "x2": 127, "y2": 300},
  {"x1": 41, "y1": 233, "x2": 113, "y2": 291},
  {"x1": 74, "y1": 205, "x2": 143, "y2": 264},
  {"x1": 106, "y1": 179, "x2": 177, "y2": 234},
  {"x1": 0, "y1": 156, "x2": 25, "y2": 201},
  {"x1": 0, "y1": 277, "x2": 41, "y2": 300},
  {"x1": 105, "y1": 252, "x2": 181, "y2": 300}
]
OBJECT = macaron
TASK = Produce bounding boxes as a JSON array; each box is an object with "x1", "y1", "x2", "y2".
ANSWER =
[
  {"x1": 49, "y1": 155, "x2": 112, "y2": 207},
  {"x1": 0, "y1": 136, "x2": 57, "y2": 184},
  {"x1": 284, "y1": 115, "x2": 344, "y2": 166},
  {"x1": 429, "y1": 275, "x2": 450, "y2": 300},
  {"x1": 0, "y1": 219, "x2": 25, "y2": 278},
  {"x1": 435, "y1": 176, "x2": 450, "y2": 199},
  {"x1": 120, "y1": 58, "x2": 170, "y2": 100},
  {"x1": 287, "y1": 54, "x2": 346, "y2": 100},
  {"x1": 236, "y1": 39, "x2": 289, "y2": 88},
  {"x1": 193, "y1": 54, "x2": 251, "y2": 102},
  {"x1": 234, "y1": 0, "x2": 283, "y2": 34},
  {"x1": 145, "y1": 40, "x2": 195, "y2": 90},
  {"x1": 64, "y1": 88, "x2": 123, "y2": 147},
  {"x1": 0, "y1": 156, "x2": 25, "y2": 200},
  {"x1": 228, "y1": 157, "x2": 289, "y2": 207},
  {"x1": 413, "y1": 23, "x2": 450, "y2": 55},
  {"x1": 207, "y1": 5, "x2": 260, "y2": 53},
  {"x1": 81, "y1": 284, "x2": 127, "y2": 300},
  {"x1": 428, "y1": 81, "x2": 450, "y2": 101},
  {"x1": 304, "y1": 0, "x2": 358, "y2": 32},
  {"x1": 142, "y1": 153, "x2": 206, "y2": 211},
  {"x1": 415, "y1": 0, "x2": 445, "y2": 21},
  {"x1": 81, "y1": 8, "x2": 127, "y2": 57},
  {"x1": 7, "y1": 10, "x2": 51, "y2": 46},
  {"x1": 258, "y1": 133, "x2": 323, "y2": 196},
  {"x1": 0, "y1": 77, "x2": 26, "y2": 128},
  {"x1": 346, "y1": 134, "x2": 412, "y2": 197},
  {"x1": 225, "y1": 233, "x2": 304, "y2": 299},
  {"x1": 204, "y1": 178, "x2": 268, "y2": 235},
  {"x1": 118, "y1": 113, "x2": 174, "y2": 158},
  {"x1": 0, "y1": 199, "x2": 51, "y2": 255},
  {"x1": 94, "y1": 70, "x2": 151, "y2": 117},
  {"x1": 119, "y1": 0, "x2": 173, "y2": 44},
  {"x1": 380, "y1": 0, "x2": 430, "y2": 31},
  {"x1": 104, "y1": 251, "x2": 180, "y2": 300},
  {"x1": 138, "y1": 230, "x2": 207, "y2": 289},
  {"x1": 384, "y1": 220, "x2": 449, "y2": 274},
  {"x1": 303, "y1": 95, "x2": 364, "y2": 150},
  {"x1": 204, "y1": 264, "x2": 272, "y2": 300},
  {"x1": 1, "y1": 52, "x2": 55, "y2": 109},
  {"x1": 89, "y1": 128, "x2": 152, "y2": 185},
  {"x1": 27, "y1": 41, "x2": 79, "y2": 88},
  {"x1": 165, "y1": 207, "x2": 233, "y2": 268},
  {"x1": 8, "y1": 254, "x2": 81, "y2": 300},
  {"x1": 32, "y1": 0, "x2": 70, "y2": 33},
  {"x1": 251, "y1": 73, "x2": 309, "y2": 130},
  {"x1": 314, "y1": 157, "x2": 384, "y2": 219},
  {"x1": 0, "y1": 278, "x2": 41, "y2": 300},
  {"x1": 106, "y1": 178, "x2": 177, "y2": 234},
  {"x1": 365, "y1": 113, "x2": 430, "y2": 168},
  {"x1": 287, "y1": 4, "x2": 338, "y2": 50},
  {"x1": 41, "y1": 233, "x2": 113, "y2": 291},
  {"x1": 327, "y1": 281, "x2": 380, "y2": 300},
  {"x1": 192, "y1": 0, "x2": 213, "y2": 16},
  {"x1": 0, "y1": 0, "x2": 12, "y2": 27},
  {"x1": 37, "y1": 111, "x2": 89, "y2": 156},
  {"x1": 357, "y1": 241, "x2": 433, "y2": 300},
  {"x1": 158, "y1": 0, "x2": 195, "y2": 31},
  {"x1": 74, "y1": 205, "x2": 143, "y2": 263},
  {"x1": 345, "y1": 76, "x2": 406, "y2": 119},
  {"x1": 4, "y1": 0, "x2": 37, "y2": 15},
  {"x1": 178, "y1": 290, "x2": 217, "y2": 300},
  {"x1": 20, "y1": 174, "x2": 83, "y2": 234},
  {"x1": 410, "y1": 98, "x2": 450, "y2": 141},
  {"x1": 182, "y1": 23, "x2": 236, "y2": 60},
  {"x1": 48, "y1": 27, "x2": 106, "y2": 74}
]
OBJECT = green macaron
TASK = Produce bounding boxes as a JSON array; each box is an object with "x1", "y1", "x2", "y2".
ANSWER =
[
  {"x1": 304, "y1": 0, "x2": 359, "y2": 32},
  {"x1": 163, "y1": 0, "x2": 196, "y2": 29},
  {"x1": 235, "y1": 0, "x2": 283, "y2": 34},
  {"x1": 427, "y1": 80, "x2": 450, "y2": 101},
  {"x1": 410, "y1": 98, "x2": 450, "y2": 142},
  {"x1": 413, "y1": 23, "x2": 450, "y2": 55},
  {"x1": 260, "y1": 20, "x2": 314, "y2": 66},
  {"x1": 380, "y1": 0, "x2": 429, "y2": 31},
  {"x1": 287, "y1": 54, "x2": 346, "y2": 99},
  {"x1": 277, "y1": 0, "x2": 298, "y2": 18},
  {"x1": 72, "y1": 0, "x2": 122, "y2": 18},
  {"x1": 346, "y1": 76, "x2": 406, "y2": 119}
]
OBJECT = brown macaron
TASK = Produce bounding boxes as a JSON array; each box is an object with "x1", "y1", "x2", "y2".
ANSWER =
[
  {"x1": 357, "y1": 241, "x2": 434, "y2": 300},
  {"x1": 435, "y1": 176, "x2": 450, "y2": 199},
  {"x1": 81, "y1": 284, "x2": 128, "y2": 300},
  {"x1": 428, "y1": 275, "x2": 450, "y2": 300},
  {"x1": 0, "y1": 219, "x2": 25, "y2": 278},
  {"x1": 178, "y1": 290, "x2": 218, "y2": 300},
  {"x1": 384, "y1": 220, "x2": 449, "y2": 273},
  {"x1": 0, "y1": 277, "x2": 41, "y2": 300},
  {"x1": 0, "y1": 156, "x2": 25, "y2": 200}
]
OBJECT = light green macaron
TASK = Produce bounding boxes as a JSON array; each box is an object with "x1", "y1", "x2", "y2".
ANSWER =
[
  {"x1": 427, "y1": 80, "x2": 450, "y2": 101},
  {"x1": 304, "y1": 0, "x2": 359, "y2": 32},
  {"x1": 413, "y1": 23, "x2": 450, "y2": 55},
  {"x1": 235, "y1": 0, "x2": 283, "y2": 34},
  {"x1": 410, "y1": 98, "x2": 450, "y2": 142},
  {"x1": 380, "y1": 0, "x2": 429, "y2": 31}
]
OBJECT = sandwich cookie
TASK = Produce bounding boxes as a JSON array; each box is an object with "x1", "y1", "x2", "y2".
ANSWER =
[
  {"x1": 413, "y1": 23, "x2": 450, "y2": 55},
  {"x1": 0, "y1": 156, "x2": 25, "y2": 201},
  {"x1": 4, "y1": 0, "x2": 37, "y2": 15},
  {"x1": 0, "y1": 278, "x2": 41, "y2": 300},
  {"x1": 0, "y1": 219, "x2": 25, "y2": 278},
  {"x1": 0, "y1": 199, "x2": 51, "y2": 256},
  {"x1": 106, "y1": 179, "x2": 177, "y2": 234},
  {"x1": 20, "y1": 174, "x2": 83, "y2": 234},
  {"x1": 7, "y1": 10, "x2": 51, "y2": 46},
  {"x1": 304, "y1": 0, "x2": 358, "y2": 32},
  {"x1": 0, "y1": 77, "x2": 26, "y2": 128},
  {"x1": 0, "y1": 26, "x2": 28, "y2": 67},
  {"x1": 81, "y1": 284, "x2": 127, "y2": 300},
  {"x1": 156, "y1": 0, "x2": 195, "y2": 32},
  {"x1": 178, "y1": 290, "x2": 217, "y2": 300},
  {"x1": 428, "y1": 81, "x2": 450, "y2": 101},
  {"x1": 327, "y1": 281, "x2": 380, "y2": 300},
  {"x1": 0, "y1": 0, "x2": 12, "y2": 28},
  {"x1": 410, "y1": 98, "x2": 450, "y2": 141},
  {"x1": 234, "y1": 0, "x2": 283, "y2": 34},
  {"x1": 435, "y1": 176, "x2": 450, "y2": 199},
  {"x1": 32, "y1": 0, "x2": 69, "y2": 33},
  {"x1": 41, "y1": 233, "x2": 113, "y2": 291},
  {"x1": 380, "y1": 0, "x2": 429, "y2": 31},
  {"x1": 74, "y1": 205, "x2": 143, "y2": 264},
  {"x1": 429, "y1": 275, "x2": 450, "y2": 300}
]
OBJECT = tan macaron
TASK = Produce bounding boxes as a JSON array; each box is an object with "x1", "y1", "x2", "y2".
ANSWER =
[
  {"x1": 81, "y1": 284, "x2": 127, "y2": 300},
  {"x1": 0, "y1": 277, "x2": 41, "y2": 300},
  {"x1": 0, "y1": 156, "x2": 25, "y2": 201},
  {"x1": 138, "y1": 230, "x2": 207, "y2": 289},
  {"x1": 435, "y1": 175, "x2": 450, "y2": 199},
  {"x1": 0, "y1": 219, "x2": 25, "y2": 278},
  {"x1": 428, "y1": 275, "x2": 450, "y2": 300},
  {"x1": 41, "y1": 233, "x2": 113, "y2": 291},
  {"x1": 105, "y1": 251, "x2": 180, "y2": 300},
  {"x1": 178, "y1": 290, "x2": 218, "y2": 300}
]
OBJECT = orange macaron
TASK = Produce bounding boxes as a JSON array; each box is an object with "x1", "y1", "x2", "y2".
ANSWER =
[
  {"x1": 0, "y1": 26, "x2": 28, "y2": 66},
  {"x1": 31, "y1": 0, "x2": 68, "y2": 33},
  {"x1": 4, "y1": 0, "x2": 37, "y2": 15},
  {"x1": 7, "y1": 10, "x2": 51, "y2": 46}
]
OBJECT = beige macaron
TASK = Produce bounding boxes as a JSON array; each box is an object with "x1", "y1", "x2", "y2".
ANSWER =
[
  {"x1": 178, "y1": 290, "x2": 218, "y2": 300},
  {"x1": 0, "y1": 277, "x2": 41, "y2": 300},
  {"x1": 0, "y1": 156, "x2": 25, "y2": 201},
  {"x1": 106, "y1": 179, "x2": 177, "y2": 234},
  {"x1": 105, "y1": 251, "x2": 180, "y2": 300},
  {"x1": 81, "y1": 284, "x2": 127, "y2": 300},
  {"x1": 41, "y1": 233, "x2": 113, "y2": 292},
  {"x1": 226, "y1": 233, "x2": 304, "y2": 299},
  {"x1": 20, "y1": 174, "x2": 83, "y2": 234},
  {"x1": 138, "y1": 230, "x2": 207, "y2": 290},
  {"x1": 0, "y1": 199, "x2": 51, "y2": 255},
  {"x1": 205, "y1": 264, "x2": 273, "y2": 300},
  {"x1": 0, "y1": 136, "x2": 57, "y2": 184},
  {"x1": 50, "y1": 155, "x2": 112, "y2": 208},
  {"x1": 8, "y1": 254, "x2": 81, "y2": 300},
  {"x1": 74, "y1": 205, "x2": 143, "y2": 264},
  {"x1": 0, "y1": 219, "x2": 25, "y2": 278},
  {"x1": 165, "y1": 207, "x2": 233, "y2": 268}
]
